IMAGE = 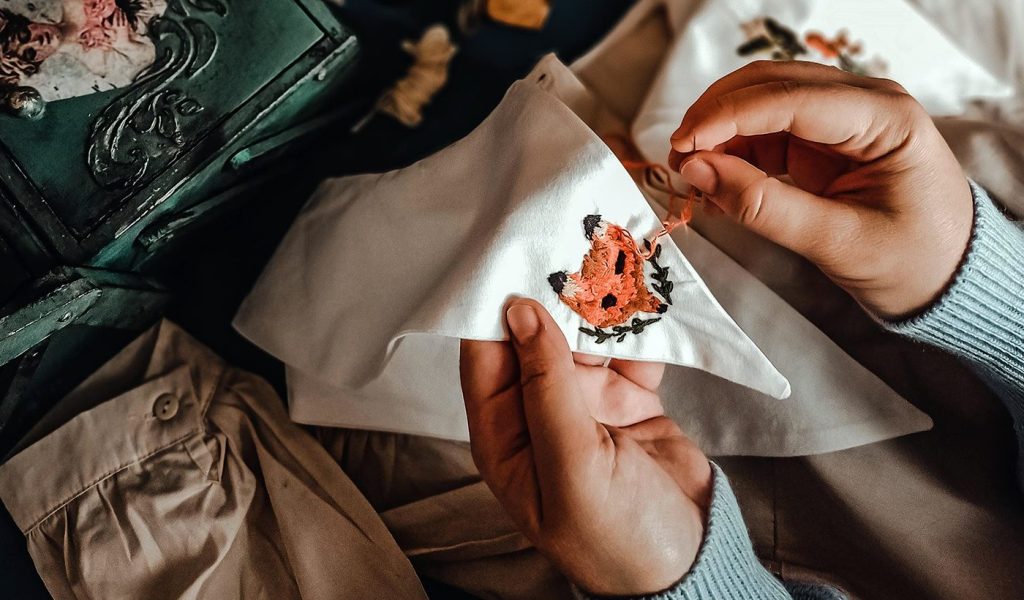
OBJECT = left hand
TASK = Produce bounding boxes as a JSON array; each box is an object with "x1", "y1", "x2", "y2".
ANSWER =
[{"x1": 460, "y1": 298, "x2": 713, "y2": 596}]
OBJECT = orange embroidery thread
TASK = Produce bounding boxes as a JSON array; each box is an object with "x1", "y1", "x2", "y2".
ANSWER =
[
  {"x1": 548, "y1": 215, "x2": 668, "y2": 329},
  {"x1": 618, "y1": 159, "x2": 700, "y2": 259},
  {"x1": 606, "y1": 134, "x2": 700, "y2": 259}
]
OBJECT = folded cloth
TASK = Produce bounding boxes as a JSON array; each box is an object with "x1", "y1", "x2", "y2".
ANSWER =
[
  {"x1": 234, "y1": 63, "x2": 795, "y2": 442},
  {"x1": 0, "y1": 321, "x2": 426, "y2": 600},
  {"x1": 571, "y1": 0, "x2": 1013, "y2": 166},
  {"x1": 237, "y1": 56, "x2": 931, "y2": 457}
]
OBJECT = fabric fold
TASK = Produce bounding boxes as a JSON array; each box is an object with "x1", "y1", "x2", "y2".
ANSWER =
[
  {"x1": 233, "y1": 56, "x2": 941, "y2": 455},
  {"x1": 234, "y1": 71, "x2": 792, "y2": 411}
]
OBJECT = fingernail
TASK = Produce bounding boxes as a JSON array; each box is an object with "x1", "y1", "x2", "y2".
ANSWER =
[
  {"x1": 670, "y1": 131, "x2": 694, "y2": 152},
  {"x1": 507, "y1": 304, "x2": 540, "y2": 344},
  {"x1": 679, "y1": 159, "x2": 718, "y2": 195}
]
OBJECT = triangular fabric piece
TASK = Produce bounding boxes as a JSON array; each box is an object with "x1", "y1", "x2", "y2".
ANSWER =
[{"x1": 234, "y1": 76, "x2": 790, "y2": 405}]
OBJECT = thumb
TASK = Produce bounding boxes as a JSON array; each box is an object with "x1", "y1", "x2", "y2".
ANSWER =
[
  {"x1": 506, "y1": 299, "x2": 601, "y2": 470},
  {"x1": 679, "y1": 151, "x2": 860, "y2": 263}
]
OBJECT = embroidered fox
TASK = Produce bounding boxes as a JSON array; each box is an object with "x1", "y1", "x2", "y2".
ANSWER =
[{"x1": 548, "y1": 215, "x2": 667, "y2": 329}]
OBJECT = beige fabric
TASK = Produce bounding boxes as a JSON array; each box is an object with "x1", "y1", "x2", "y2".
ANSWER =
[
  {"x1": 317, "y1": 429, "x2": 572, "y2": 600},
  {"x1": 0, "y1": 321, "x2": 426, "y2": 600}
]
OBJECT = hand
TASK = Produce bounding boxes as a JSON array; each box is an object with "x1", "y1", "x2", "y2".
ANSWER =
[
  {"x1": 459, "y1": 298, "x2": 712, "y2": 596},
  {"x1": 668, "y1": 60, "x2": 974, "y2": 319}
]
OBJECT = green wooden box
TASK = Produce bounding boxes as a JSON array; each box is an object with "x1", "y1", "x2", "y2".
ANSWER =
[
  {"x1": 0, "y1": 0, "x2": 358, "y2": 443},
  {"x1": 1, "y1": 0, "x2": 357, "y2": 268}
]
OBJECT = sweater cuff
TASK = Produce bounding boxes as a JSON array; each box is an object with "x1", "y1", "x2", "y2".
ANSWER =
[
  {"x1": 883, "y1": 182, "x2": 1024, "y2": 402},
  {"x1": 574, "y1": 463, "x2": 791, "y2": 600}
]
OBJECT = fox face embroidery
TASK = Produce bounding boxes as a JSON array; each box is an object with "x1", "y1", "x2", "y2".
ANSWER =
[{"x1": 548, "y1": 215, "x2": 668, "y2": 330}]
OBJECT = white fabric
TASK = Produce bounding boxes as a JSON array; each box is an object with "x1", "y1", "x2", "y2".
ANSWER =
[
  {"x1": 571, "y1": 0, "x2": 1014, "y2": 166},
  {"x1": 234, "y1": 57, "x2": 937, "y2": 456},
  {"x1": 237, "y1": 136, "x2": 788, "y2": 394},
  {"x1": 904, "y1": 0, "x2": 1024, "y2": 218}
]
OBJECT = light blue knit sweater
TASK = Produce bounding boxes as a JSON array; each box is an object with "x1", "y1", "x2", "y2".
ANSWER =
[{"x1": 579, "y1": 183, "x2": 1024, "y2": 600}]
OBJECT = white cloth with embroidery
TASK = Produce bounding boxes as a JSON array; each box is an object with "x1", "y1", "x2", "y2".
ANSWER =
[
  {"x1": 570, "y1": 0, "x2": 1013, "y2": 166},
  {"x1": 234, "y1": 74, "x2": 792, "y2": 442},
  {"x1": 234, "y1": 59, "x2": 939, "y2": 456}
]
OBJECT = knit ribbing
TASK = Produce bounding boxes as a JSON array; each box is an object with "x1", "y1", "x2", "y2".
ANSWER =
[{"x1": 885, "y1": 182, "x2": 1024, "y2": 482}]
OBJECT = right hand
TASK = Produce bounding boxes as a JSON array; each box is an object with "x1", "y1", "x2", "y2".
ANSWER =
[{"x1": 668, "y1": 60, "x2": 974, "y2": 320}]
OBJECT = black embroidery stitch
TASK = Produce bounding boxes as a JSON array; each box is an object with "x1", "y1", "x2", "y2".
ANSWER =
[
  {"x1": 579, "y1": 317, "x2": 663, "y2": 344},
  {"x1": 644, "y1": 241, "x2": 674, "y2": 305},
  {"x1": 737, "y1": 17, "x2": 806, "y2": 60},
  {"x1": 614, "y1": 250, "x2": 626, "y2": 275},
  {"x1": 547, "y1": 271, "x2": 567, "y2": 294}
]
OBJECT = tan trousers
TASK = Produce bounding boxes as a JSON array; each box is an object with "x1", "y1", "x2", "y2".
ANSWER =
[{"x1": 0, "y1": 322, "x2": 426, "y2": 600}]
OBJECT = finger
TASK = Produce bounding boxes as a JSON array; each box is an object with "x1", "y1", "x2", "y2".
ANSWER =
[
  {"x1": 459, "y1": 340, "x2": 529, "y2": 474},
  {"x1": 615, "y1": 415, "x2": 683, "y2": 442},
  {"x1": 670, "y1": 80, "x2": 919, "y2": 162},
  {"x1": 460, "y1": 339, "x2": 545, "y2": 535},
  {"x1": 571, "y1": 355, "x2": 666, "y2": 391},
  {"x1": 461, "y1": 339, "x2": 518, "y2": 403},
  {"x1": 671, "y1": 133, "x2": 789, "y2": 175},
  {"x1": 575, "y1": 366, "x2": 664, "y2": 426},
  {"x1": 703, "y1": 201, "x2": 725, "y2": 218},
  {"x1": 678, "y1": 150, "x2": 863, "y2": 263},
  {"x1": 671, "y1": 133, "x2": 851, "y2": 196},
  {"x1": 671, "y1": 60, "x2": 907, "y2": 151},
  {"x1": 723, "y1": 134, "x2": 853, "y2": 195},
  {"x1": 572, "y1": 352, "x2": 609, "y2": 367},
  {"x1": 783, "y1": 138, "x2": 855, "y2": 196},
  {"x1": 607, "y1": 359, "x2": 665, "y2": 391},
  {"x1": 505, "y1": 299, "x2": 603, "y2": 470}
]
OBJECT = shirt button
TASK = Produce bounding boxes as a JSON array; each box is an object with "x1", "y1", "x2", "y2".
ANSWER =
[{"x1": 153, "y1": 394, "x2": 180, "y2": 421}]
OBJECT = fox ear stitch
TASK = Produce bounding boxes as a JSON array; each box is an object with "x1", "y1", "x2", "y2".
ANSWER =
[
  {"x1": 583, "y1": 214, "x2": 603, "y2": 239},
  {"x1": 547, "y1": 271, "x2": 567, "y2": 294}
]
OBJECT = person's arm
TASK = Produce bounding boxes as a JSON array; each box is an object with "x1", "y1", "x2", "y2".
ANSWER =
[
  {"x1": 884, "y1": 183, "x2": 1024, "y2": 476},
  {"x1": 459, "y1": 60, "x2": 1023, "y2": 600},
  {"x1": 615, "y1": 185, "x2": 1024, "y2": 600}
]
